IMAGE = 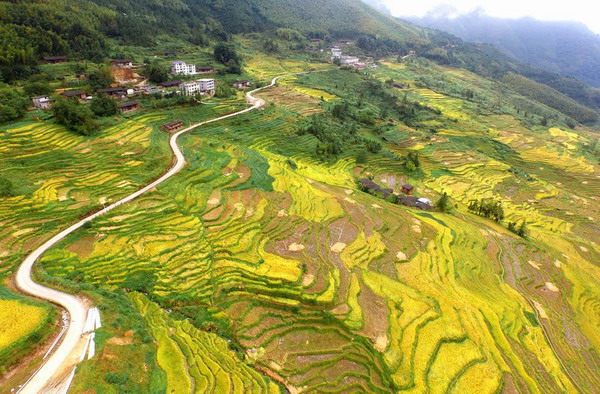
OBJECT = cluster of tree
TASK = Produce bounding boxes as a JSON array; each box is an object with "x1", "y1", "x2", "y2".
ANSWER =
[
  {"x1": 262, "y1": 39, "x2": 279, "y2": 53},
  {"x1": 51, "y1": 97, "x2": 95, "y2": 136},
  {"x1": 214, "y1": 83, "x2": 237, "y2": 98},
  {"x1": 361, "y1": 79, "x2": 441, "y2": 127},
  {"x1": 355, "y1": 35, "x2": 409, "y2": 57},
  {"x1": 0, "y1": 176, "x2": 13, "y2": 197},
  {"x1": 584, "y1": 138, "x2": 600, "y2": 162},
  {"x1": 88, "y1": 67, "x2": 115, "y2": 90},
  {"x1": 508, "y1": 221, "x2": 528, "y2": 238},
  {"x1": 403, "y1": 151, "x2": 420, "y2": 172},
  {"x1": 275, "y1": 28, "x2": 305, "y2": 41},
  {"x1": 0, "y1": 88, "x2": 29, "y2": 123},
  {"x1": 468, "y1": 198, "x2": 505, "y2": 222},
  {"x1": 143, "y1": 63, "x2": 169, "y2": 84},
  {"x1": 90, "y1": 94, "x2": 117, "y2": 117},
  {"x1": 435, "y1": 192, "x2": 453, "y2": 212},
  {"x1": 213, "y1": 44, "x2": 242, "y2": 74}
]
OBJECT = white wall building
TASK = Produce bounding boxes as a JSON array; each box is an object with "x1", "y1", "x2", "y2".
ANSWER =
[
  {"x1": 340, "y1": 55, "x2": 360, "y2": 65},
  {"x1": 171, "y1": 61, "x2": 197, "y2": 75},
  {"x1": 181, "y1": 79, "x2": 215, "y2": 96},
  {"x1": 181, "y1": 81, "x2": 200, "y2": 96},
  {"x1": 32, "y1": 95, "x2": 51, "y2": 109},
  {"x1": 331, "y1": 46, "x2": 342, "y2": 61},
  {"x1": 197, "y1": 78, "x2": 215, "y2": 93}
]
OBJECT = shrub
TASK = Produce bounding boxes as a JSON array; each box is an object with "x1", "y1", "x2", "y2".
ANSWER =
[
  {"x1": 0, "y1": 177, "x2": 14, "y2": 197},
  {"x1": 51, "y1": 97, "x2": 95, "y2": 136},
  {"x1": 90, "y1": 94, "x2": 117, "y2": 117}
]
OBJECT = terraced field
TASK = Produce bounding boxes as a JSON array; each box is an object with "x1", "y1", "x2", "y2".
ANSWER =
[{"x1": 2, "y1": 59, "x2": 599, "y2": 392}]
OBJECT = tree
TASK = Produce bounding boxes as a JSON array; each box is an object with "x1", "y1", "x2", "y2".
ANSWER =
[
  {"x1": 144, "y1": 63, "x2": 169, "y2": 84},
  {"x1": 23, "y1": 82, "x2": 52, "y2": 97},
  {"x1": 90, "y1": 94, "x2": 117, "y2": 117},
  {"x1": 214, "y1": 44, "x2": 242, "y2": 73},
  {"x1": 52, "y1": 97, "x2": 95, "y2": 135},
  {"x1": 88, "y1": 67, "x2": 114, "y2": 90},
  {"x1": 435, "y1": 192, "x2": 452, "y2": 212},
  {"x1": 0, "y1": 88, "x2": 29, "y2": 123},
  {"x1": 517, "y1": 221, "x2": 528, "y2": 238},
  {"x1": 0, "y1": 176, "x2": 14, "y2": 197},
  {"x1": 262, "y1": 39, "x2": 279, "y2": 53},
  {"x1": 214, "y1": 83, "x2": 236, "y2": 98}
]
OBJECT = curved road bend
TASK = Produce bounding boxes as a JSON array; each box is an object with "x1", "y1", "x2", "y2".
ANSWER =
[{"x1": 15, "y1": 73, "x2": 296, "y2": 393}]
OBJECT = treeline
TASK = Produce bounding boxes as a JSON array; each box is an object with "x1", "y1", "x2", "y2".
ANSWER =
[{"x1": 468, "y1": 198, "x2": 527, "y2": 238}]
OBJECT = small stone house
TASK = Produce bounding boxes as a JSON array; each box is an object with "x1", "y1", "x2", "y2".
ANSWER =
[
  {"x1": 117, "y1": 100, "x2": 140, "y2": 114},
  {"x1": 161, "y1": 120, "x2": 184, "y2": 132}
]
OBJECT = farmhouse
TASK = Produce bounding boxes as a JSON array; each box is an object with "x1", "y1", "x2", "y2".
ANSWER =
[
  {"x1": 233, "y1": 80, "x2": 251, "y2": 89},
  {"x1": 161, "y1": 120, "x2": 184, "y2": 132},
  {"x1": 159, "y1": 80, "x2": 184, "y2": 88},
  {"x1": 110, "y1": 59, "x2": 133, "y2": 68},
  {"x1": 117, "y1": 100, "x2": 140, "y2": 114},
  {"x1": 43, "y1": 56, "x2": 67, "y2": 64},
  {"x1": 340, "y1": 55, "x2": 360, "y2": 65},
  {"x1": 358, "y1": 178, "x2": 380, "y2": 193},
  {"x1": 181, "y1": 81, "x2": 200, "y2": 96},
  {"x1": 401, "y1": 184, "x2": 414, "y2": 195},
  {"x1": 96, "y1": 87, "x2": 127, "y2": 100},
  {"x1": 171, "y1": 61, "x2": 196, "y2": 75},
  {"x1": 393, "y1": 83, "x2": 406, "y2": 89},
  {"x1": 197, "y1": 66, "x2": 214, "y2": 74},
  {"x1": 61, "y1": 90, "x2": 88, "y2": 101},
  {"x1": 32, "y1": 96, "x2": 51, "y2": 110}
]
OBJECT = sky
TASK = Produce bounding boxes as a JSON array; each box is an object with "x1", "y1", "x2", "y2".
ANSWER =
[{"x1": 377, "y1": 0, "x2": 600, "y2": 34}]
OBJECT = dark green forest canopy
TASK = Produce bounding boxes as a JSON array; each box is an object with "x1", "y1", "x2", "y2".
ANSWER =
[{"x1": 0, "y1": 0, "x2": 598, "y2": 122}]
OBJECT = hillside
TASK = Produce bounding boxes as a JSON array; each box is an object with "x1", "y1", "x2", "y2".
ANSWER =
[{"x1": 408, "y1": 10, "x2": 600, "y2": 88}]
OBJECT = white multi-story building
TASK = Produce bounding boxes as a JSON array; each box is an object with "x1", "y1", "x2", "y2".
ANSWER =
[
  {"x1": 197, "y1": 78, "x2": 215, "y2": 93},
  {"x1": 331, "y1": 46, "x2": 342, "y2": 61},
  {"x1": 171, "y1": 61, "x2": 197, "y2": 75},
  {"x1": 181, "y1": 81, "x2": 200, "y2": 96},
  {"x1": 181, "y1": 79, "x2": 216, "y2": 96}
]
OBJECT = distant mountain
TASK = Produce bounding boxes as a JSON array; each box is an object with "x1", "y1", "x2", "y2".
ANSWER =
[{"x1": 408, "y1": 10, "x2": 600, "y2": 87}]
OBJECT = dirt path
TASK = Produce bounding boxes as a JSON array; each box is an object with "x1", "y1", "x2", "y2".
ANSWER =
[{"x1": 14, "y1": 72, "x2": 305, "y2": 393}]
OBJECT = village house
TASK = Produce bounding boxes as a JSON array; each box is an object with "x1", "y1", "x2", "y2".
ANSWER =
[
  {"x1": 197, "y1": 78, "x2": 215, "y2": 94},
  {"x1": 159, "y1": 80, "x2": 184, "y2": 89},
  {"x1": 340, "y1": 55, "x2": 360, "y2": 65},
  {"x1": 196, "y1": 66, "x2": 214, "y2": 74},
  {"x1": 161, "y1": 120, "x2": 184, "y2": 132},
  {"x1": 117, "y1": 100, "x2": 140, "y2": 114},
  {"x1": 393, "y1": 83, "x2": 406, "y2": 89},
  {"x1": 43, "y1": 56, "x2": 67, "y2": 64},
  {"x1": 358, "y1": 178, "x2": 393, "y2": 198},
  {"x1": 170, "y1": 61, "x2": 196, "y2": 75},
  {"x1": 331, "y1": 46, "x2": 342, "y2": 61},
  {"x1": 61, "y1": 90, "x2": 88, "y2": 101},
  {"x1": 32, "y1": 95, "x2": 51, "y2": 110},
  {"x1": 233, "y1": 80, "x2": 251, "y2": 89},
  {"x1": 96, "y1": 87, "x2": 127, "y2": 100},
  {"x1": 110, "y1": 59, "x2": 134, "y2": 68},
  {"x1": 401, "y1": 184, "x2": 414, "y2": 195},
  {"x1": 138, "y1": 85, "x2": 162, "y2": 95},
  {"x1": 181, "y1": 81, "x2": 200, "y2": 96}
]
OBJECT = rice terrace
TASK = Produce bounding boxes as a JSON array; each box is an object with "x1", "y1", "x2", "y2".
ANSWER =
[{"x1": 0, "y1": 0, "x2": 599, "y2": 393}]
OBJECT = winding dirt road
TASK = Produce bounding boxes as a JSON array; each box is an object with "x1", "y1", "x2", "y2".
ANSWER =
[{"x1": 14, "y1": 73, "x2": 295, "y2": 393}]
